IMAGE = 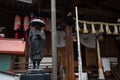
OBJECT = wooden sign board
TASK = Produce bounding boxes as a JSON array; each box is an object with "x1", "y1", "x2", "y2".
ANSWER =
[{"x1": 0, "y1": 38, "x2": 26, "y2": 55}]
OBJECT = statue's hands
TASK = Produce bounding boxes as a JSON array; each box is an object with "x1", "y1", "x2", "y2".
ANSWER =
[{"x1": 36, "y1": 34, "x2": 41, "y2": 39}]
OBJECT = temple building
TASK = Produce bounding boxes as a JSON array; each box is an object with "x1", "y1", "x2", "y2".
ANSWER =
[{"x1": 0, "y1": 0, "x2": 120, "y2": 80}]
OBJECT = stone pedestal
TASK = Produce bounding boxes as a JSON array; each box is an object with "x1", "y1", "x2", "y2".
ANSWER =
[{"x1": 20, "y1": 69, "x2": 51, "y2": 80}]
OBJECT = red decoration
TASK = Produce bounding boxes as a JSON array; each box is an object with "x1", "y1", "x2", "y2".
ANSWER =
[
  {"x1": 14, "y1": 15, "x2": 21, "y2": 30},
  {"x1": 24, "y1": 16, "x2": 30, "y2": 31}
]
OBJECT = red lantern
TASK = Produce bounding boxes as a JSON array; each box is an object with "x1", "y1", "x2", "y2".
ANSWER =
[
  {"x1": 24, "y1": 16, "x2": 30, "y2": 31},
  {"x1": 14, "y1": 15, "x2": 21, "y2": 30}
]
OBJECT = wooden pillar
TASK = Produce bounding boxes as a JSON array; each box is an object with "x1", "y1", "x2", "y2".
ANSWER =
[{"x1": 65, "y1": 25, "x2": 75, "y2": 80}]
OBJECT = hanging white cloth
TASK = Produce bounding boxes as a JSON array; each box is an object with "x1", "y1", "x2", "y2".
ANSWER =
[{"x1": 80, "y1": 33, "x2": 96, "y2": 48}]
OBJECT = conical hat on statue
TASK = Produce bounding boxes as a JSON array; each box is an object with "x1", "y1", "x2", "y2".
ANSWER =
[{"x1": 30, "y1": 19, "x2": 45, "y2": 28}]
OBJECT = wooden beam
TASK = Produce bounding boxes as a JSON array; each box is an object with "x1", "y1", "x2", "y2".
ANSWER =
[
  {"x1": 68, "y1": 0, "x2": 79, "y2": 11},
  {"x1": 78, "y1": 8, "x2": 120, "y2": 17},
  {"x1": 40, "y1": 8, "x2": 64, "y2": 13},
  {"x1": 70, "y1": 0, "x2": 79, "y2": 8},
  {"x1": 32, "y1": 0, "x2": 44, "y2": 14},
  {"x1": 32, "y1": 0, "x2": 38, "y2": 4}
]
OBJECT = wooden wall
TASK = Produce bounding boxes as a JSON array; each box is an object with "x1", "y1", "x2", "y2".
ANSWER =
[
  {"x1": 0, "y1": 6, "x2": 16, "y2": 38},
  {"x1": 100, "y1": 36, "x2": 119, "y2": 57},
  {"x1": 85, "y1": 35, "x2": 119, "y2": 67},
  {"x1": 85, "y1": 48, "x2": 97, "y2": 67}
]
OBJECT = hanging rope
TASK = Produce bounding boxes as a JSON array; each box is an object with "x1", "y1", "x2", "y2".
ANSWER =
[{"x1": 73, "y1": 17, "x2": 120, "y2": 35}]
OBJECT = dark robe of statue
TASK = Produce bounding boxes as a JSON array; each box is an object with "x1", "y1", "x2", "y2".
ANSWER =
[{"x1": 29, "y1": 26, "x2": 45, "y2": 69}]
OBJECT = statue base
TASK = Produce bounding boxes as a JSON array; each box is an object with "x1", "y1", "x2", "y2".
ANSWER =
[{"x1": 20, "y1": 68, "x2": 51, "y2": 80}]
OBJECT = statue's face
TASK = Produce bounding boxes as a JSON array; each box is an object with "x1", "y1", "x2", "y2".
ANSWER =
[{"x1": 31, "y1": 27, "x2": 35, "y2": 30}]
